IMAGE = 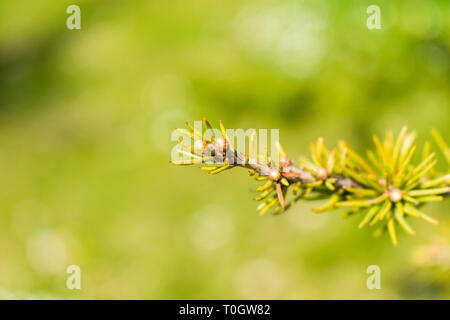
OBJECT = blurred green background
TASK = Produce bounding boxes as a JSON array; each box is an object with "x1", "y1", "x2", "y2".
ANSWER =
[{"x1": 0, "y1": 0, "x2": 449, "y2": 299}]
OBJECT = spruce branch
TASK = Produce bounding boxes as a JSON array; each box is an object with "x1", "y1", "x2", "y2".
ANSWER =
[{"x1": 170, "y1": 119, "x2": 450, "y2": 245}]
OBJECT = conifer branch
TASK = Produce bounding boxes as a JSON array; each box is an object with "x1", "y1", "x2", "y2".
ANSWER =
[{"x1": 170, "y1": 119, "x2": 450, "y2": 245}]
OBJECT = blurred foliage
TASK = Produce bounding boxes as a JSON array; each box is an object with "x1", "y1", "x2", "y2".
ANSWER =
[{"x1": 0, "y1": 0, "x2": 448, "y2": 299}]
